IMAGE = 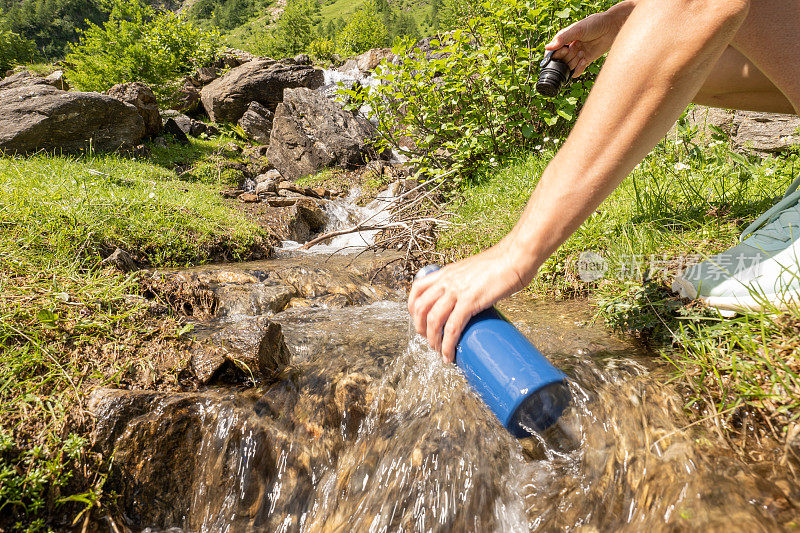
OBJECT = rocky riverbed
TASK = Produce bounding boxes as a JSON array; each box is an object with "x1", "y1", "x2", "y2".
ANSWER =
[{"x1": 89, "y1": 250, "x2": 800, "y2": 531}]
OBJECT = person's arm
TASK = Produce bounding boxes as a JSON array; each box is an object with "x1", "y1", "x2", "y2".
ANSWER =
[{"x1": 409, "y1": 0, "x2": 750, "y2": 362}]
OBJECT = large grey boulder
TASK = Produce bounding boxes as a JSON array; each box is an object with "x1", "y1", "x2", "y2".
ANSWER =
[
  {"x1": 107, "y1": 82, "x2": 161, "y2": 138},
  {"x1": 200, "y1": 59, "x2": 324, "y2": 123},
  {"x1": 266, "y1": 87, "x2": 380, "y2": 180},
  {"x1": 0, "y1": 85, "x2": 145, "y2": 154}
]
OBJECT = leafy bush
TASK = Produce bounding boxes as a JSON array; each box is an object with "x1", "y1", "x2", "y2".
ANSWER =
[
  {"x1": 65, "y1": 0, "x2": 220, "y2": 100},
  {"x1": 0, "y1": 30, "x2": 37, "y2": 73},
  {"x1": 336, "y1": 0, "x2": 387, "y2": 57},
  {"x1": 308, "y1": 38, "x2": 336, "y2": 62},
  {"x1": 348, "y1": 0, "x2": 615, "y2": 181}
]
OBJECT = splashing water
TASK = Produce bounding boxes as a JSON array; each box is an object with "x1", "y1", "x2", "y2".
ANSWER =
[
  {"x1": 96, "y1": 293, "x2": 798, "y2": 532},
  {"x1": 280, "y1": 186, "x2": 401, "y2": 254}
]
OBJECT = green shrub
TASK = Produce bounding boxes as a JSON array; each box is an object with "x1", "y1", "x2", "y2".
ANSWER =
[
  {"x1": 308, "y1": 38, "x2": 336, "y2": 62},
  {"x1": 348, "y1": 0, "x2": 615, "y2": 181},
  {"x1": 336, "y1": 0, "x2": 387, "y2": 57},
  {"x1": 65, "y1": 0, "x2": 220, "y2": 100},
  {"x1": 0, "y1": 30, "x2": 37, "y2": 73}
]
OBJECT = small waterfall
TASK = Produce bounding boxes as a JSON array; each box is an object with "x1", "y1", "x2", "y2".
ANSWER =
[{"x1": 280, "y1": 185, "x2": 402, "y2": 255}]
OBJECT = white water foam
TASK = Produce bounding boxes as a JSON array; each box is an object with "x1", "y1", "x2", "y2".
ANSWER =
[{"x1": 279, "y1": 185, "x2": 401, "y2": 255}]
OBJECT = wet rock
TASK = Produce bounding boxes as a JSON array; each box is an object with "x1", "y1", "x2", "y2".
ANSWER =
[
  {"x1": 0, "y1": 85, "x2": 145, "y2": 154},
  {"x1": 107, "y1": 82, "x2": 162, "y2": 138},
  {"x1": 89, "y1": 386, "x2": 329, "y2": 532},
  {"x1": 295, "y1": 197, "x2": 326, "y2": 228},
  {"x1": 200, "y1": 59, "x2": 324, "y2": 123},
  {"x1": 266, "y1": 87, "x2": 381, "y2": 180},
  {"x1": 288, "y1": 198, "x2": 326, "y2": 243},
  {"x1": 239, "y1": 192, "x2": 259, "y2": 203},
  {"x1": 193, "y1": 316, "x2": 291, "y2": 381},
  {"x1": 162, "y1": 117, "x2": 190, "y2": 144},
  {"x1": 101, "y1": 248, "x2": 138, "y2": 272},
  {"x1": 238, "y1": 101, "x2": 274, "y2": 144},
  {"x1": 213, "y1": 282, "x2": 295, "y2": 318}
]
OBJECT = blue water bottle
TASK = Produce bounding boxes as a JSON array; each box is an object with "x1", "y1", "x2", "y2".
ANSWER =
[{"x1": 415, "y1": 265, "x2": 570, "y2": 437}]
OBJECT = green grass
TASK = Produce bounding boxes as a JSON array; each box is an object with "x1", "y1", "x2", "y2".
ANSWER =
[
  {"x1": 440, "y1": 129, "x2": 800, "y2": 444},
  {"x1": 0, "y1": 137, "x2": 268, "y2": 531}
]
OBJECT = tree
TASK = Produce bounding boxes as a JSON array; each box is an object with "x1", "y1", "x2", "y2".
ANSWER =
[
  {"x1": 215, "y1": 0, "x2": 252, "y2": 29},
  {"x1": 262, "y1": 0, "x2": 318, "y2": 57},
  {"x1": 3, "y1": 0, "x2": 106, "y2": 58},
  {"x1": 336, "y1": 0, "x2": 387, "y2": 57}
]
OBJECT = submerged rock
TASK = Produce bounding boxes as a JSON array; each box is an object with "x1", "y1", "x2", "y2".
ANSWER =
[{"x1": 191, "y1": 316, "x2": 291, "y2": 382}]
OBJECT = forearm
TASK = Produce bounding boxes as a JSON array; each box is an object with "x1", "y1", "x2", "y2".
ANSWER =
[{"x1": 507, "y1": 0, "x2": 749, "y2": 278}]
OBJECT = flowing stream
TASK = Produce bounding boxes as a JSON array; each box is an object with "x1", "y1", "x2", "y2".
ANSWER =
[{"x1": 93, "y1": 196, "x2": 799, "y2": 532}]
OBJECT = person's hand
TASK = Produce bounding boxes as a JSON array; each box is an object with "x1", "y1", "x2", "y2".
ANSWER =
[
  {"x1": 546, "y1": 4, "x2": 631, "y2": 78},
  {"x1": 408, "y1": 241, "x2": 535, "y2": 363}
]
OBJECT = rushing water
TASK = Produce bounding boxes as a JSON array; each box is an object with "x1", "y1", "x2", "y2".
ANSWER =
[
  {"x1": 98, "y1": 290, "x2": 798, "y2": 531},
  {"x1": 279, "y1": 185, "x2": 401, "y2": 254}
]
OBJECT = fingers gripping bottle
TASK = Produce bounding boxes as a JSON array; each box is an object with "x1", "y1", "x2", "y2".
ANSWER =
[{"x1": 414, "y1": 265, "x2": 570, "y2": 437}]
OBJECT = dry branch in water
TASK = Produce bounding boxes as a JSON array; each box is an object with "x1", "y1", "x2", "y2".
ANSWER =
[{"x1": 299, "y1": 171, "x2": 454, "y2": 257}]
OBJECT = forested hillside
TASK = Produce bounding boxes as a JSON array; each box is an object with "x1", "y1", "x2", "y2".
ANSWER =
[{"x1": 0, "y1": 0, "x2": 448, "y2": 63}]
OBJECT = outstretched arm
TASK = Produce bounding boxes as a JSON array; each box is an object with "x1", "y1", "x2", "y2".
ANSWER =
[{"x1": 409, "y1": 0, "x2": 750, "y2": 361}]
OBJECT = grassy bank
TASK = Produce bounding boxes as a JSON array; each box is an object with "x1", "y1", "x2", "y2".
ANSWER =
[
  {"x1": 0, "y1": 137, "x2": 267, "y2": 531},
  {"x1": 440, "y1": 132, "x2": 800, "y2": 448}
]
